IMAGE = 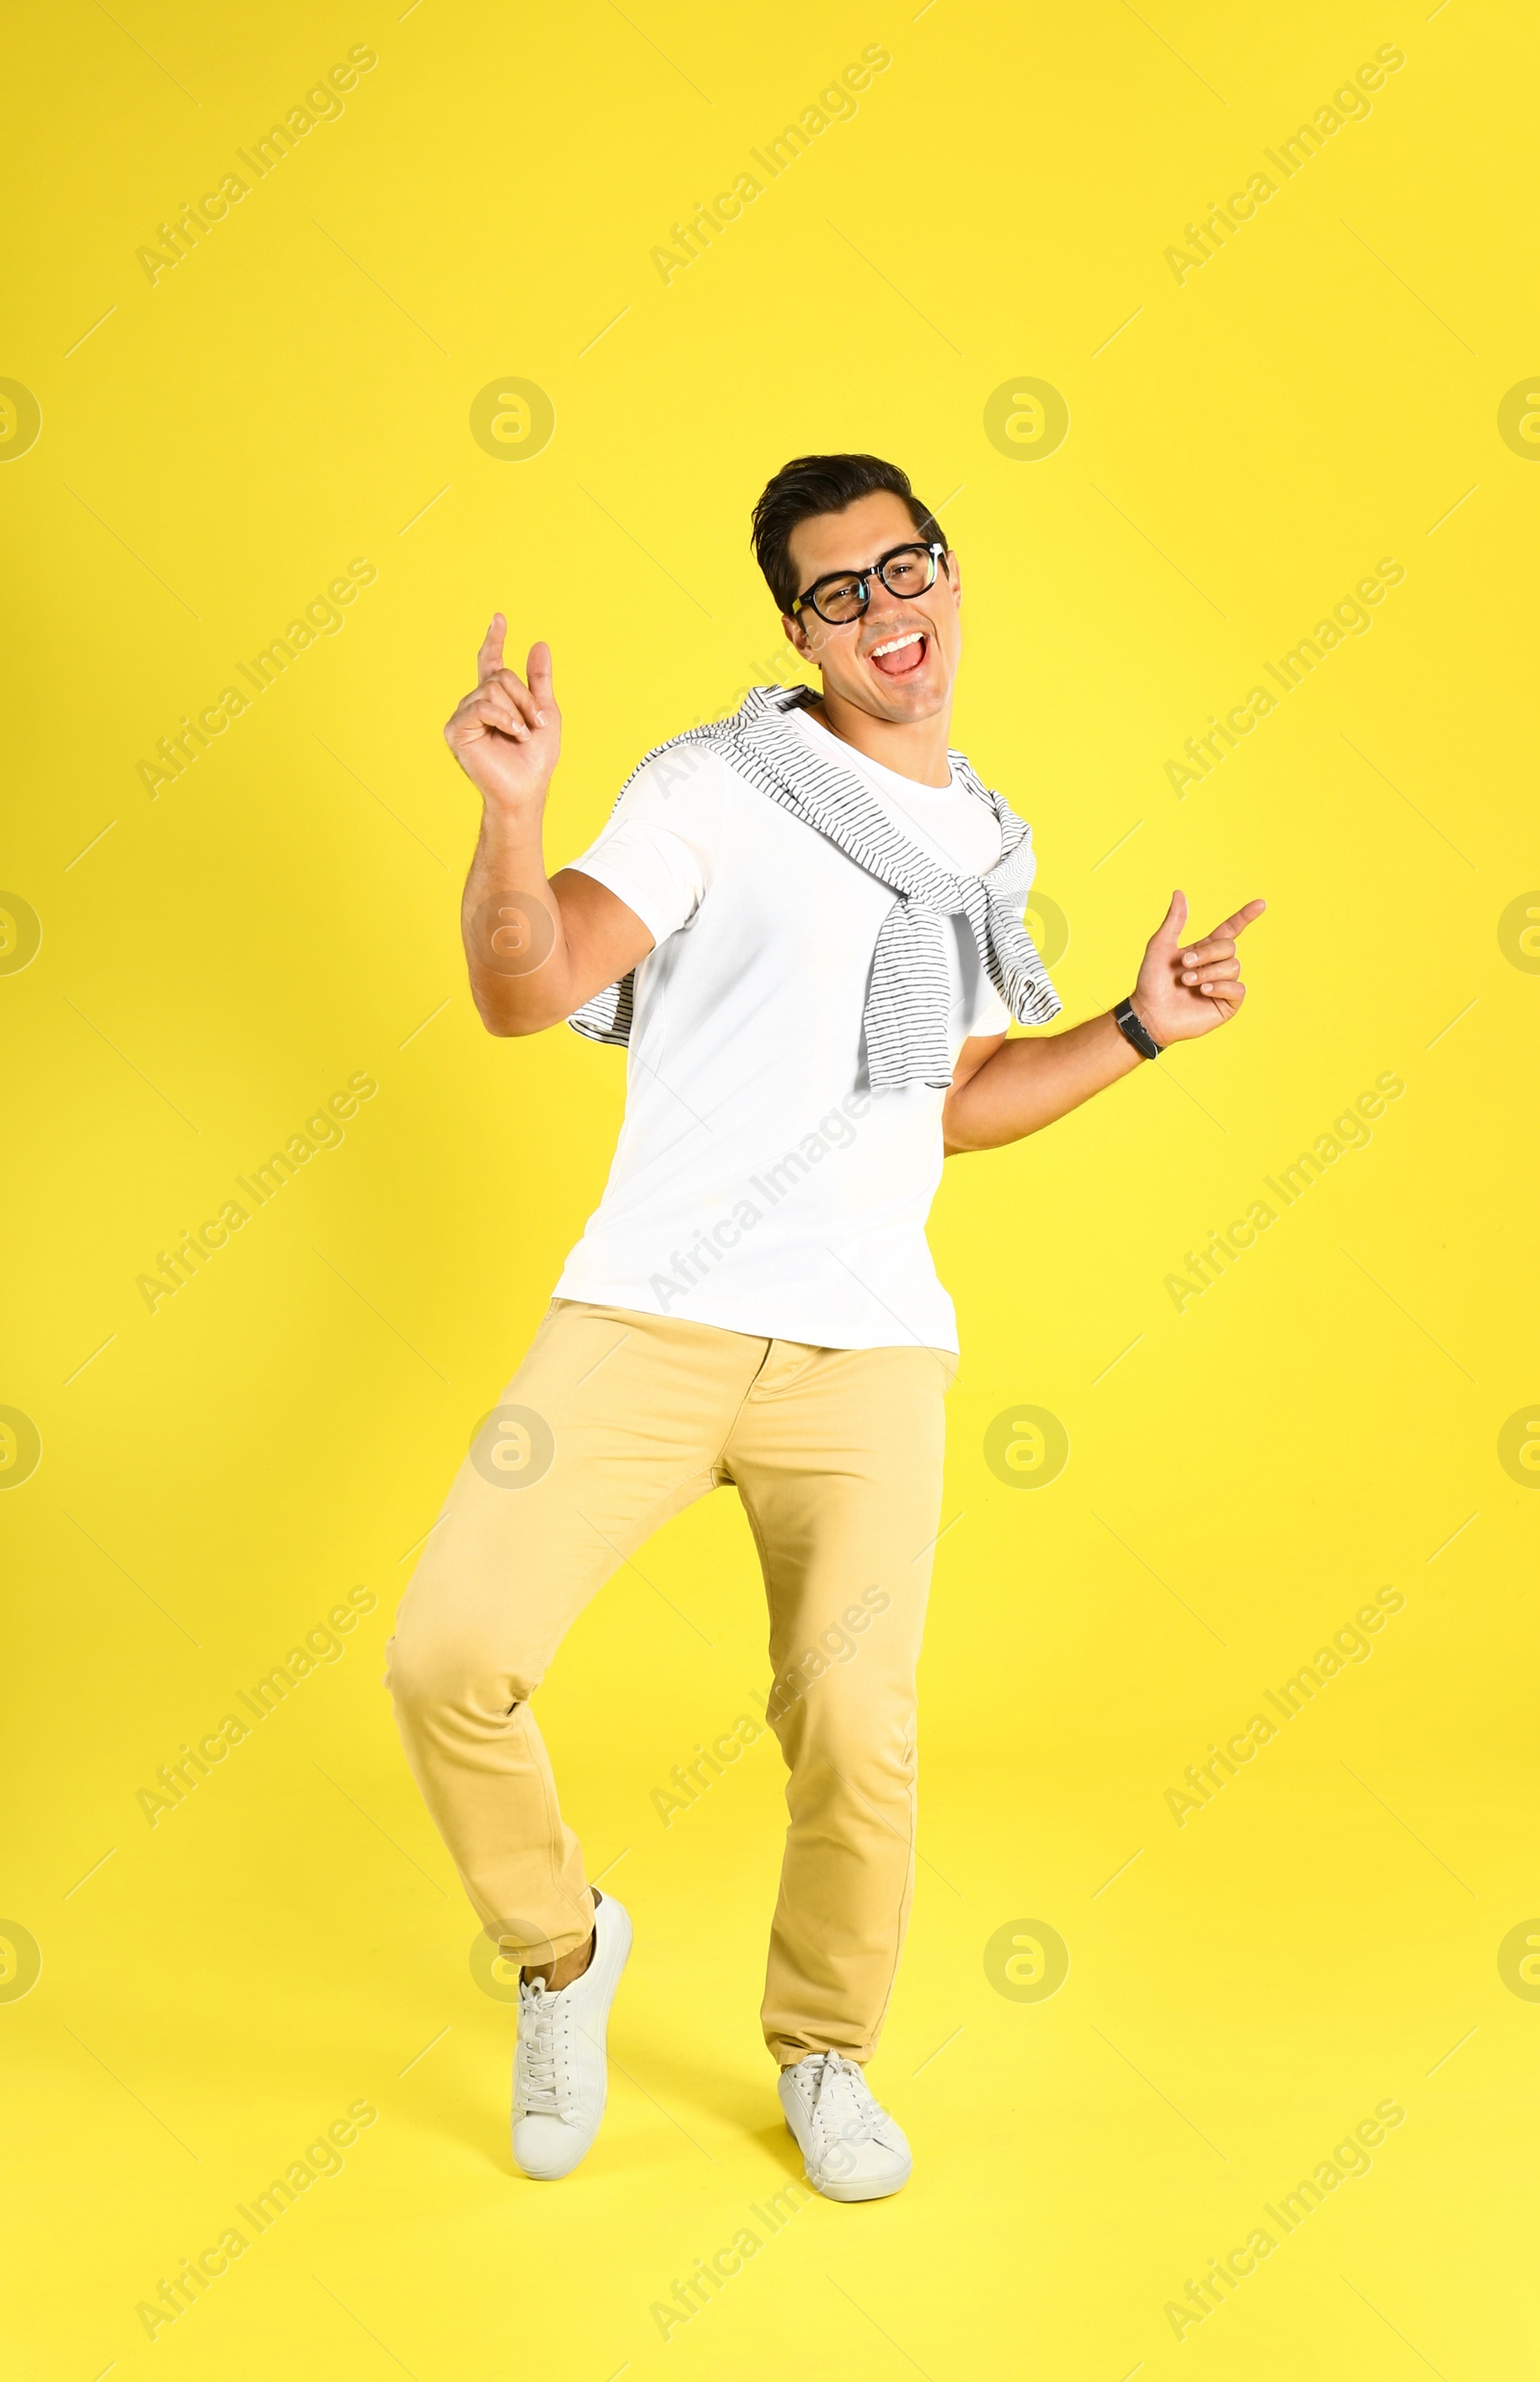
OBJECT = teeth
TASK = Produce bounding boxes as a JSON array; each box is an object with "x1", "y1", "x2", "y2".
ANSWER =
[{"x1": 871, "y1": 631, "x2": 923, "y2": 657}]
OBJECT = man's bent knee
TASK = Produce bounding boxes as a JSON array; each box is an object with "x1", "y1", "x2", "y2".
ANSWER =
[{"x1": 385, "y1": 1624, "x2": 537, "y2": 1729}]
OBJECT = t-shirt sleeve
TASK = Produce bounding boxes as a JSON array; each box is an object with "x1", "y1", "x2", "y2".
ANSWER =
[
  {"x1": 558, "y1": 748, "x2": 720, "y2": 948},
  {"x1": 970, "y1": 981, "x2": 1013, "y2": 1037}
]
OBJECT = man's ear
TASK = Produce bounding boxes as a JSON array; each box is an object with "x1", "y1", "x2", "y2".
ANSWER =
[{"x1": 783, "y1": 610, "x2": 815, "y2": 662}]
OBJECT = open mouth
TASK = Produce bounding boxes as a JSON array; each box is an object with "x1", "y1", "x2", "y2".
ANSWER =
[{"x1": 867, "y1": 628, "x2": 928, "y2": 679}]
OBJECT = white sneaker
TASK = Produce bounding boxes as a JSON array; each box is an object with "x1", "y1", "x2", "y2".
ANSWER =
[
  {"x1": 511, "y1": 1895, "x2": 632, "y2": 2180},
  {"x1": 778, "y1": 2051, "x2": 912, "y2": 2202}
]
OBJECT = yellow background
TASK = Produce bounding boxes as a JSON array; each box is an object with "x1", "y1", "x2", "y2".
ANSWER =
[{"x1": 4, "y1": 2, "x2": 1537, "y2": 2374}]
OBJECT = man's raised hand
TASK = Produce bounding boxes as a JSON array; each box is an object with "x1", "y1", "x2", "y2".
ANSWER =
[
  {"x1": 444, "y1": 616, "x2": 561, "y2": 809},
  {"x1": 1130, "y1": 890, "x2": 1267, "y2": 1044}
]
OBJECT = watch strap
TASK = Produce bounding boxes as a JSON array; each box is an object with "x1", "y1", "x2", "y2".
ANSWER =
[{"x1": 1114, "y1": 997, "x2": 1163, "y2": 1060}]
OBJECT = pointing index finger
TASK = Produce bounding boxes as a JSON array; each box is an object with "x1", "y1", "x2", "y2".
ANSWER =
[
  {"x1": 476, "y1": 612, "x2": 507, "y2": 682},
  {"x1": 1200, "y1": 897, "x2": 1267, "y2": 948}
]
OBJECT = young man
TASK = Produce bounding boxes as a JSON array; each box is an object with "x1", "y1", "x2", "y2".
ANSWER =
[{"x1": 388, "y1": 453, "x2": 1262, "y2": 2198}]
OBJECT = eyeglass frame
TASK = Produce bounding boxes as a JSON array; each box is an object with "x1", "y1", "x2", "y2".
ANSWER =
[{"x1": 789, "y1": 539, "x2": 949, "y2": 627}]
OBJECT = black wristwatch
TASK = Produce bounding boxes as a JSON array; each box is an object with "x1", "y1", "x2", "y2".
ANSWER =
[{"x1": 1114, "y1": 997, "x2": 1163, "y2": 1061}]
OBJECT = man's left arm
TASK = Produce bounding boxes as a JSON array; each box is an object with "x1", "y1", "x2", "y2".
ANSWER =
[{"x1": 943, "y1": 890, "x2": 1266, "y2": 1154}]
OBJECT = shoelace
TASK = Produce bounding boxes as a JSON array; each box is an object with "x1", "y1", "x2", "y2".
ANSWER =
[
  {"x1": 801, "y1": 2052, "x2": 884, "y2": 2152},
  {"x1": 516, "y1": 1982, "x2": 561, "y2": 2116}
]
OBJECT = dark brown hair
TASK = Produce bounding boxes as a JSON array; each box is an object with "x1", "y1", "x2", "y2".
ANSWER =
[{"x1": 751, "y1": 452, "x2": 943, "y2": 615}]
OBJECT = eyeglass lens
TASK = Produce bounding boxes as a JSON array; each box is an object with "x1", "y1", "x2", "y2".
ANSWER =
[{"x1": 809, "y1": 546, "x2": 937, "y2": 624}]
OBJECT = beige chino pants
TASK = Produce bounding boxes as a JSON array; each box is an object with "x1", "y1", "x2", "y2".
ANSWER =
[{"x1": 387, "y1": 1298, "x2": 956, "y2": 2065}]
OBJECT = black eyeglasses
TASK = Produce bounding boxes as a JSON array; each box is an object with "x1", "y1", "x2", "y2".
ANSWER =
[{"x1": 791, "y1": 541, "x2": 947, "y2": 627}]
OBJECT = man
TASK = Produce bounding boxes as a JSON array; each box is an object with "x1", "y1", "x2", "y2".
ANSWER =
[{"x1": 387, "y1": 452, "x2": 1262, "y2": 2198}]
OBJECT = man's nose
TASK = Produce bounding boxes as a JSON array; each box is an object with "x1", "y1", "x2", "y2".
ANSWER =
[{"x1": 860, "y1": 599, "x2": 908, "y2": 642}]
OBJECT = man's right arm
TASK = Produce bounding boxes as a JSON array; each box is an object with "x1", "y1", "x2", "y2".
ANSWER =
[{"x1": 446, "y1": 615, "x2": 655, "y2": 1037}]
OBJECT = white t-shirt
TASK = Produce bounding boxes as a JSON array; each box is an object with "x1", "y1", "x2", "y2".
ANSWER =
[{"x1": 552, "y1": 706, "x2": 1017, "y2": 1351}]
